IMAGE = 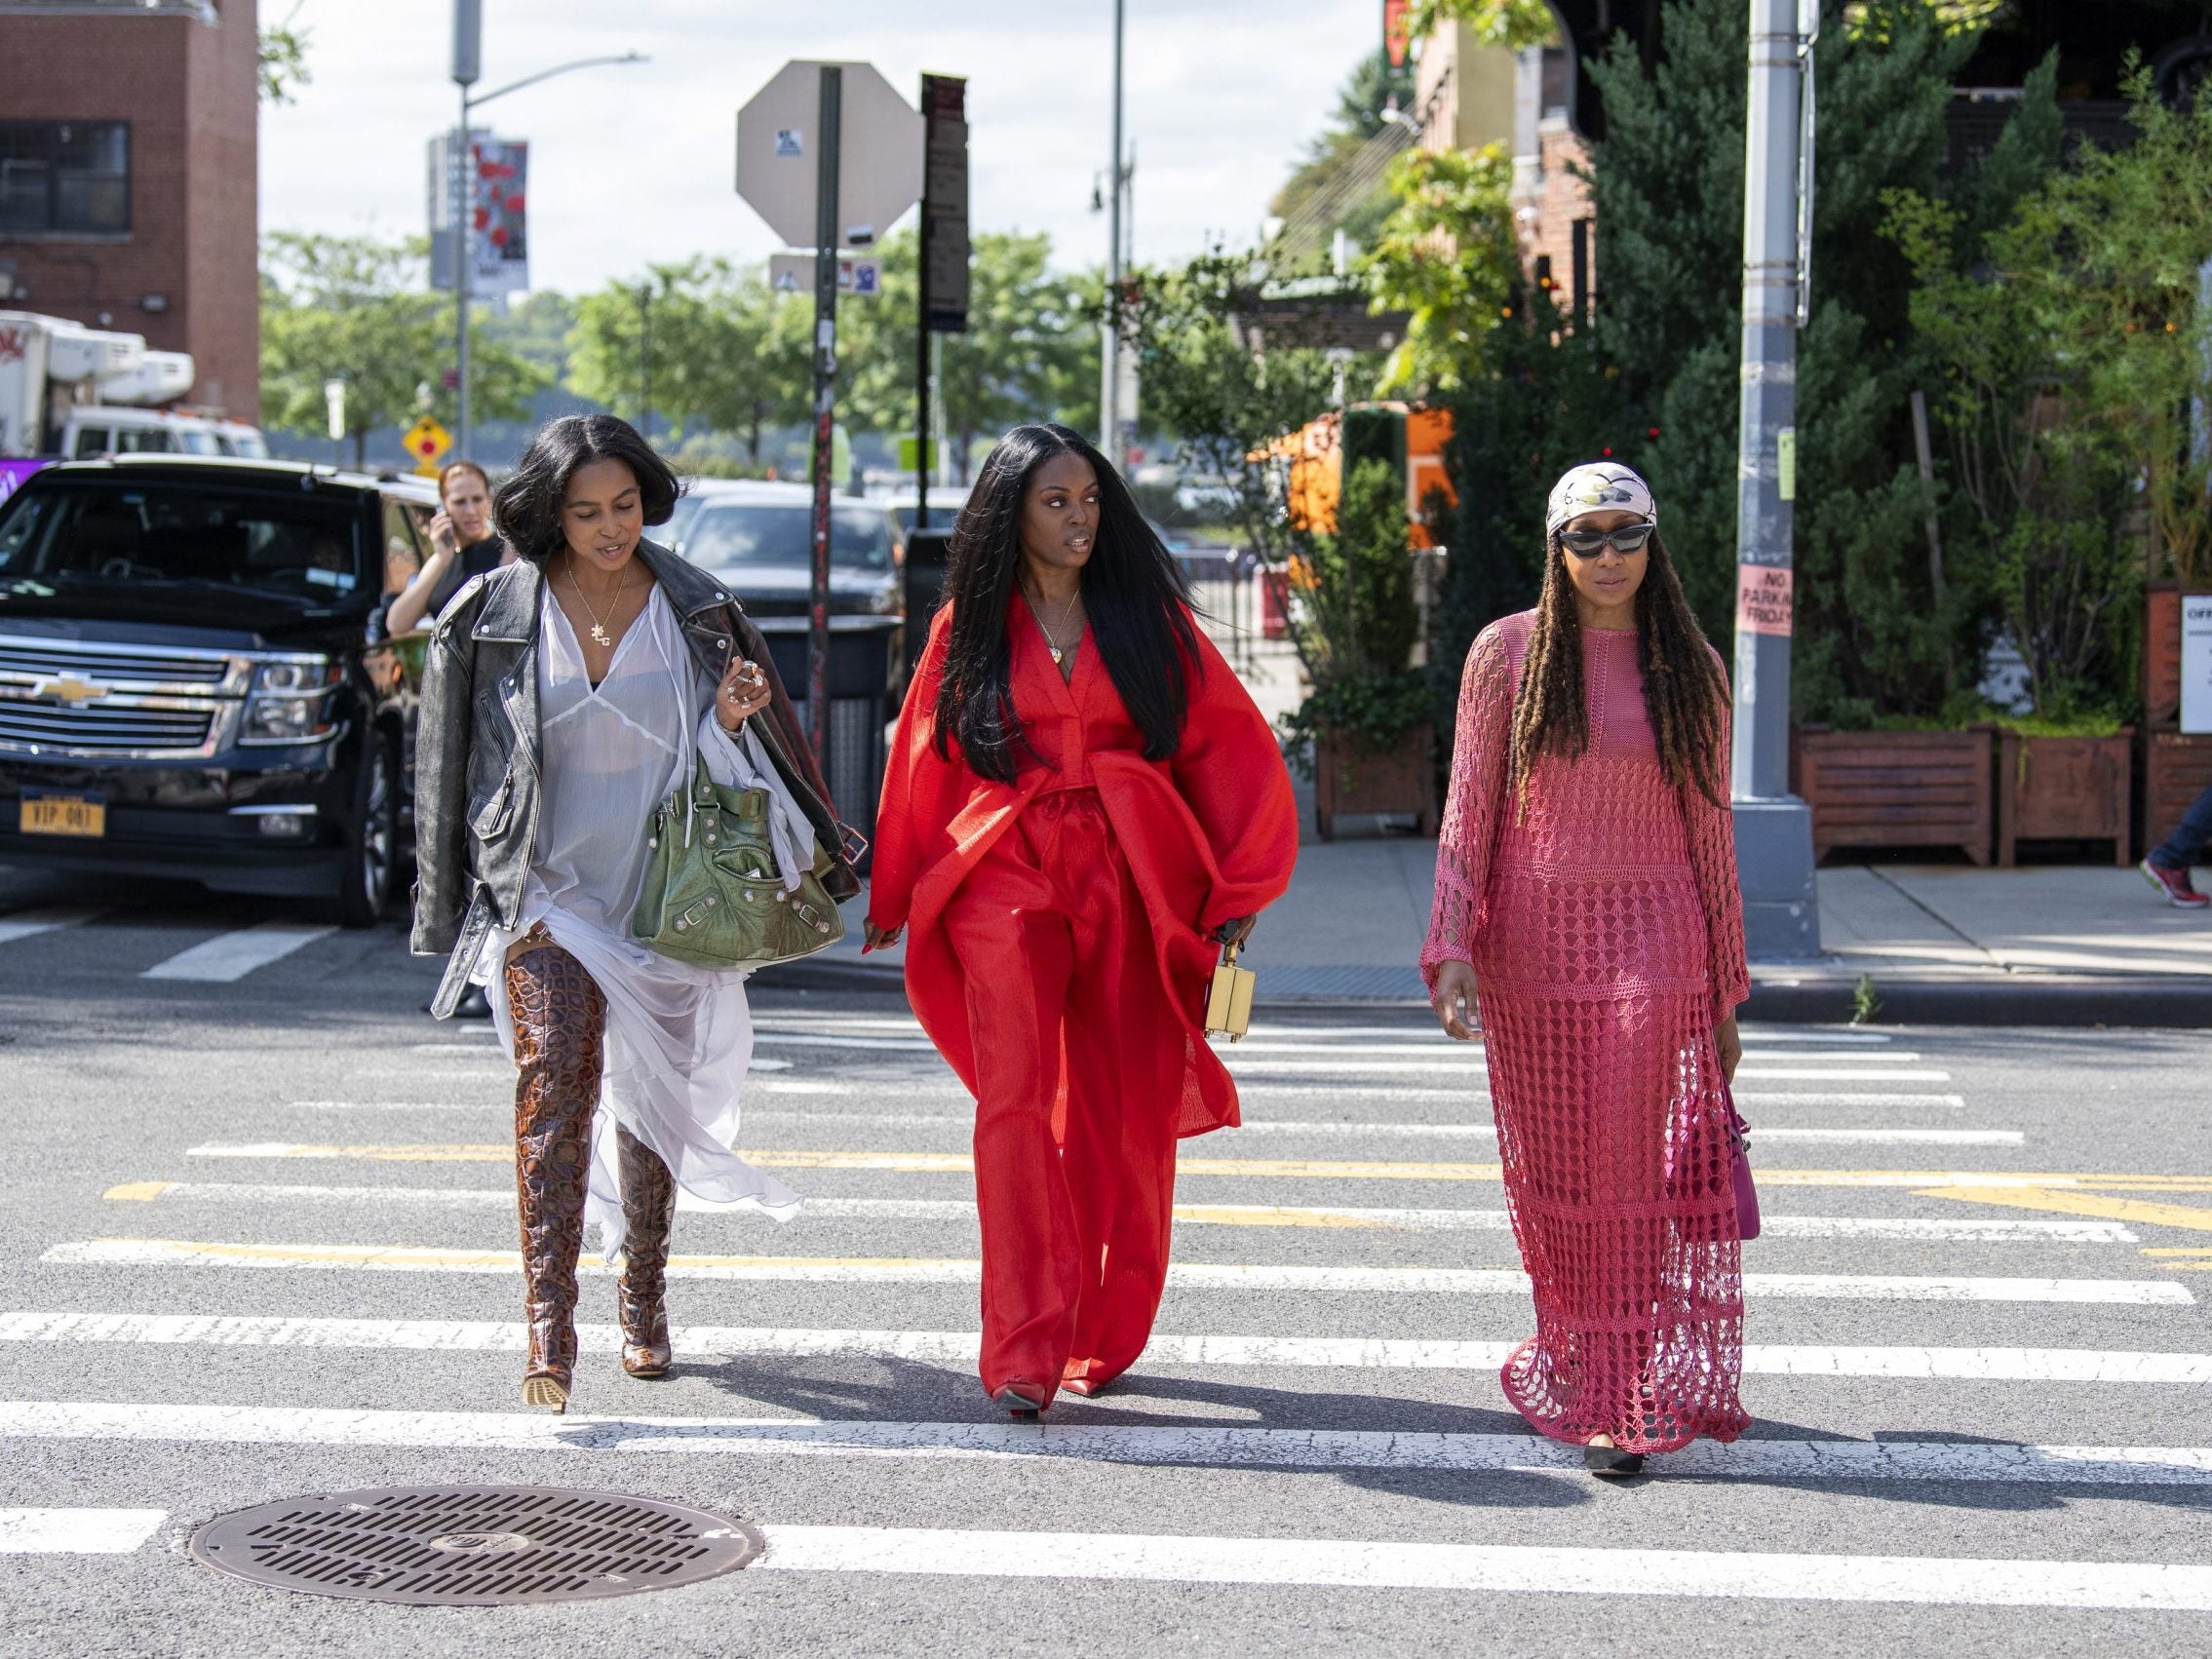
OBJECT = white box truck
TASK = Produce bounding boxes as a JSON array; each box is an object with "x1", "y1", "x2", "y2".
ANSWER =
[{"x1": 0, "y1": 309, "x2": 261, "y2": 460}]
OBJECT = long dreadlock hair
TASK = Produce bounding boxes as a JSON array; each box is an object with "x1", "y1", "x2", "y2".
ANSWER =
[{"x1": 1506, "y1": 527, "x2": 1730, "y2": 811}]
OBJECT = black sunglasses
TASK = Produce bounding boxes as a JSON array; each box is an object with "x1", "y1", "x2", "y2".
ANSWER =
[{"x1": 1558, "y1": 521, "x2": 1655, "y2": 558}]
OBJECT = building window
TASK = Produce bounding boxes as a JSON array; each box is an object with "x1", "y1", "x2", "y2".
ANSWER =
[{"x1": 0, "y1": 122, "x2": 131, "y2": 236}]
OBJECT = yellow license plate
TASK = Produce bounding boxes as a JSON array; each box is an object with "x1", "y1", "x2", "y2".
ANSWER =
[{"x1": 19, "y1": 792, "x2": 105, "y2": 836}]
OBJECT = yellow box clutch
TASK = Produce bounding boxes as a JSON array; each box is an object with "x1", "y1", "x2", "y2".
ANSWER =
[{"x1": 1204, "y1": 939, "x2": 1256, "y2": 1042}]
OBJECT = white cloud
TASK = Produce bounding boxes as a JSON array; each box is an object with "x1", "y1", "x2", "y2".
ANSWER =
[{"x1": 259, "y1": 0, "x2": 1380, "y2": 293}]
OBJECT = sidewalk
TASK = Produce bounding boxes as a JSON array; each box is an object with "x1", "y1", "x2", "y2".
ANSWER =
[{"x1": 765, "y1": 633, "x2": 2211, "y2": 1024}]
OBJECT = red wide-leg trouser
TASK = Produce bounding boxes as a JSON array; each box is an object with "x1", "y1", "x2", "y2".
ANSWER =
[{"x1": 943, "y1": 788, "x2": 1184, "y2": 1408}]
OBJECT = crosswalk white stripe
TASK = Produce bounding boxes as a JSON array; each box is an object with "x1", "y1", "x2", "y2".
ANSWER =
[
  {"x1": 139, "y1": 921, "x2": 336, "y2": 983},
  {"x1": 287, "y1": 1088, "x2": 1979, "y2": 1112},
  {"x1": 0, "y1": 906, "x2": 102, "y2": 947},
  {"x1": 0, "y1": 1507, "x2": 166, "y2": 1555},
  {"x1": 252, "y1": 1104, "x2": 2023, "y2": 1146},
  {"x1": 93, "y1": 1184, "x2": 2138, "y2": 1243},
  {"x1": 37, "y1": 1241, "x2": 2192, "y2": 1304},
  {"x1": 752, "y1": 1525, "x2": 2212, "y2": 1610},
  {"x1": 745, "y1": 1021, "x2": 1900, "y2": 1046},
  {"x1": 0, "y1": 1400, "x2": 2201, "y2": 1488},
  {"x1": 738, "y1": 1032, "x2": 1926, "y2": 1064},
  {"x1": 4, "y1": 1314, "x2": 2200, "y2": 1380}
]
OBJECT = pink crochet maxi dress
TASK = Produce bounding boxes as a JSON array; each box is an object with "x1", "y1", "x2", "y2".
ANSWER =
[{"x1": 1421, "y1": 611, "x2": 1752, "y2": 1454}]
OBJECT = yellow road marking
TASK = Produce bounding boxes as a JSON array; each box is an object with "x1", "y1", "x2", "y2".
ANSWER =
[
  {"x1": 2143, "y1": 1248, "x2": 2212, "y2": 1256},
  {"x1": 1170, "y1": 1205, "x2": 1397, "y2": 1230},
  {"x1": 101, "y1": 1181, "x2": 176, "y2": 1202},
  {"x1": 1921, "y1": 1186, "x2": 2212, "y2": 1236}
]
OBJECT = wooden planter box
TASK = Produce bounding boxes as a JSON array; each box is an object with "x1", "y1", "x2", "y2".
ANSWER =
[
  {"x1": 1792, "y1": 727, "x2": 1993, "y2": 866},
  {"x1": 2145, "y1": 730, "x2": 2212, "y2": 856},
  {"x1": 1996, "y1": 728, "x2": 2132, "y2": 867},
  {"x1": 1314, "y1": 722, "x2": 1437, "y2": 840}
]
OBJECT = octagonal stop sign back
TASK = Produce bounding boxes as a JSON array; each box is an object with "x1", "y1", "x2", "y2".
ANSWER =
[{"x1": 735, "y1": 59, "x2": 924, "y2": 250}]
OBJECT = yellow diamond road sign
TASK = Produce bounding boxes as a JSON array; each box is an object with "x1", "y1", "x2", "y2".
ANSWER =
[{"x1": 405, "y1": 417, "x2": 452, "y2": 467}]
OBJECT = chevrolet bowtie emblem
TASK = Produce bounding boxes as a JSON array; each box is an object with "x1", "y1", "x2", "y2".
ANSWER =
[{"x1": 30, "y1": 674, "x2": 111, "y2": 704}]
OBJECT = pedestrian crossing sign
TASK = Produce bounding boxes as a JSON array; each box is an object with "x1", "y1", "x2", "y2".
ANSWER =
[{"x1": 404, "y1": 417, "x2": 452, "y2": 473}]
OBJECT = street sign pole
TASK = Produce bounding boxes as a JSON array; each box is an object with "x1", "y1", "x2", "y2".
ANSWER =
[
  {"x1": 806, "y1": 65, "x2": 843, "y2": 768},
  {"x1": 913, "y1": 82, "x2": 932, "y2": 536},
  {"x1": 1729, "y1": 0, "x2": 1820, "y2": 958},
  {"x1": 915, "y1": 73, "x2": 968, "y2": 532}
]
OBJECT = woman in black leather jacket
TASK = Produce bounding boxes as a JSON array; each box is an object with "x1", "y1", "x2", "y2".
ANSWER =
[{"x1": 411, "y1": 413, "x2": 856, "y2": 1412}]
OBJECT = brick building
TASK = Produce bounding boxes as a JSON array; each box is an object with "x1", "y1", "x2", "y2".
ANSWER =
[
  {"x1": 0, "y1": 0, "x2": 259, "y2": 419},
  {"x1": 1414, "y1": 25, "x2": 1592, "y2": 320}
]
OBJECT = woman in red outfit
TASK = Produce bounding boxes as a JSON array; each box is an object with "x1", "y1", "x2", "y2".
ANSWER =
[
  {"x1": 866, "y1": 423, "x2": 1298, "y2": 1417},
  {"x1": 1423, "y1": 462, "x2": 1750, "y2": 1478}
]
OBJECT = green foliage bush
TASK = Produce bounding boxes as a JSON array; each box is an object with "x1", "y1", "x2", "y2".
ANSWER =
[{"x1": 1281, "y1": 456, "x2": 1428, "y2": 768}]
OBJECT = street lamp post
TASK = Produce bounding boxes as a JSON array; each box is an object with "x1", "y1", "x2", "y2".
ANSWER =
[{"x1": 448, "y1": 4, "x2": 644, "y2": 459}]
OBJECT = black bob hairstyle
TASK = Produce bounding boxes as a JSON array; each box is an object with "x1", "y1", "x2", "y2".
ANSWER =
[
  {"x1": 932, "y1": 422, "x2": 1201, "y2": 783},
  {"x1": 491, "y1": 413, "x2": 683, "y2": 564}
]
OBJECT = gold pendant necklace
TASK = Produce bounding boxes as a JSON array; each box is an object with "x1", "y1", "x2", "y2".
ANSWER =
[
  {"x1": 1023, "y1": 584, "x2": 1081, "y2": 665},
  {"x1": 566, "y1": 556, "x2": 626, "y2": 648}
]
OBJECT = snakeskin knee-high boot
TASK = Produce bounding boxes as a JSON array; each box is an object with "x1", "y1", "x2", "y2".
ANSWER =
[
  {"x1": 615, "y1": 1125, "x2": 678, "y2": 1378},
  {"x1": 506, "y1": 927, "x2": 606, "y2": 1413}
]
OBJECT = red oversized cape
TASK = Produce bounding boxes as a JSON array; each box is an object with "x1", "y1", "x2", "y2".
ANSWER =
[{"x1": 868, "y1": 595, "x2": 1299, "y2": 1138}]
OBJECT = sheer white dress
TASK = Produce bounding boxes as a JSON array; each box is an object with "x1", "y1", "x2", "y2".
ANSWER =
[{"x1": 478, "y1": 582, "x2": 819, "y2": 1256}]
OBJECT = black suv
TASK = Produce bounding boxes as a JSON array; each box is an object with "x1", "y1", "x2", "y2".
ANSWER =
[{"x1": 0, "y1": 456, "x2": 439, "y2": 925}]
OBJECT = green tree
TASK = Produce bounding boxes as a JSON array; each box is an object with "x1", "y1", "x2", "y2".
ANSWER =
[
  {"x1": 1362, "y1": 141, "x2": 1517, "y2": 395},
  {"x1": 259, "y1": 231, "x2": 540, "y2": 467},
  {"x1": 258, "y1": 4, "x2": 310, "y2": 104},
  {"x1": 837, "y1": 229, "x2": 1099, "y2": 479},
  {"x1": 1581, "y1": 0, "x2": 2033, "y2": 723},
  {"x1": 567, "y1": 259, "x2": 811, "y2": 463},
  {"x1": 483, "y1": 289, "x2": 578, "y2": 386},
  {"x1": 1892, "y1": 58, "x2": 2209, "y2": 712},
  {"x1": 1127, "y1": 248, "x2": 1342, "y2": 569},
  {"x1": 1270, "y1": 54, "x2": 1418, "y2": 266},
  {"x1": 1404, "y1": 0, "x2": 1562, "y2": 48}
]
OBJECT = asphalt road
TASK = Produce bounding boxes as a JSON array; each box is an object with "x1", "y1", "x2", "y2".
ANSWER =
[{"x1": 0, "y1": 866, "x2": 2208, "y2": 1657}]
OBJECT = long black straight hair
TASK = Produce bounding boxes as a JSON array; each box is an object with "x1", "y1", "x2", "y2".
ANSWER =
[{"x1": 932, "y1": 422, "x2": 1201, "y2": 783}]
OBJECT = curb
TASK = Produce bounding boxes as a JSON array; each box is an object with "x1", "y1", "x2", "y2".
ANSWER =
[
  {"x1": 756, "y1": 953, "x2": 2210, "y2": 1028},
  {"x1": 1741, "y1": 976, "x2": 2209, "y2": 1029}
]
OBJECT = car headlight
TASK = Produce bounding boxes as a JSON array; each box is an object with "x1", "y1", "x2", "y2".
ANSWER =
[
  {"x1": 869, "y1": 582, "x2": 899, "y2": 615},
  {"x1": 252, "y1": 658, "x2": 335, "y2": 694},
  {"x1": 243, "y1": 657, "x2": 340, "y2": 744}
]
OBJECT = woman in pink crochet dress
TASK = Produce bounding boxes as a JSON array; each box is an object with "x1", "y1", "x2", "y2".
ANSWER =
[{"x1": 1422, "y1": 461, "x2": 1750, "y2": 1477}]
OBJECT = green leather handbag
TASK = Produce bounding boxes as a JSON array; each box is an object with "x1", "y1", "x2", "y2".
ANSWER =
[{"x1": 630, "y1": 755, "x2": 846, "y2": 969}]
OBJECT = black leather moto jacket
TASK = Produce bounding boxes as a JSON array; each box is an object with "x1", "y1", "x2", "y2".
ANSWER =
[{"x1": 409, "y1": 539, "x2": 860, "y2": 1016}]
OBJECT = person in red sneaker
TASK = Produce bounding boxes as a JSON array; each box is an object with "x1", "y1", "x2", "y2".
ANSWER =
[{"x1": 2142, "y1": 783, "x2": 2212, "y2": 907}]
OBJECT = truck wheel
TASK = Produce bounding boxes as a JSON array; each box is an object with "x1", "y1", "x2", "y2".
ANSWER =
[{"x1": 332, "y1": 734, "x2": 397, "y2": 928}]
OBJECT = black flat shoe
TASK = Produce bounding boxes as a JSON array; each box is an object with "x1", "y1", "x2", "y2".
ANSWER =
[{"x1": 1583, "y1": 1440, "x2": 1645, "y2": 1476}]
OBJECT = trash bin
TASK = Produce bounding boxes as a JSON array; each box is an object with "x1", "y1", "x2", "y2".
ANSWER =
[
  {"x1": 750, "y1": 615, "x2": 902, "y2": 855},
  {"x1": 902, "y1": 525, "x2": 954, "y2": 679}
]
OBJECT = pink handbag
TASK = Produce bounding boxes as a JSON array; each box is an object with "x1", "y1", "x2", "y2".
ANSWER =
[{"x1": 1725, "y1": 1090, "x2": 1762, "y2": 1241}]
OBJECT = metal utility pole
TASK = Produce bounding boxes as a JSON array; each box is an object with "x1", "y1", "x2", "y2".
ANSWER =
[
  {"x1": 1729, "y1": 0, "x2": 1821, "y2": 958},
  {"x1": 805, "y1": 64, "x2": 843, "y2": 766},
  {"x1": 1100, "y1": 0, "x2": 1125, "y2": 456},
  {"x1": 451, "y1": 1, "x2": 479, "y2": 461}
]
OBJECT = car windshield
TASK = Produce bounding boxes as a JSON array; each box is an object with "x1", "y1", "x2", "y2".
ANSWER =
[
  {"x1": 0, "y1": 478, "x2": 366, "y2": 598},
  {"x1": 679, "y1": 502, "x2": 893, "y2": 572}
]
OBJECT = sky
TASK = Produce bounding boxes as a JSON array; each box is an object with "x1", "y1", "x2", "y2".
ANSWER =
[{"x1": 258, "y1": 0, "x2": 1385, "y2": 296}]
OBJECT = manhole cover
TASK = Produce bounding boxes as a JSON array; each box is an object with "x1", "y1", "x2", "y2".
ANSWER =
[{"x1": 188, "y1": 1485, "x2": 763, "y2": 1605}]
